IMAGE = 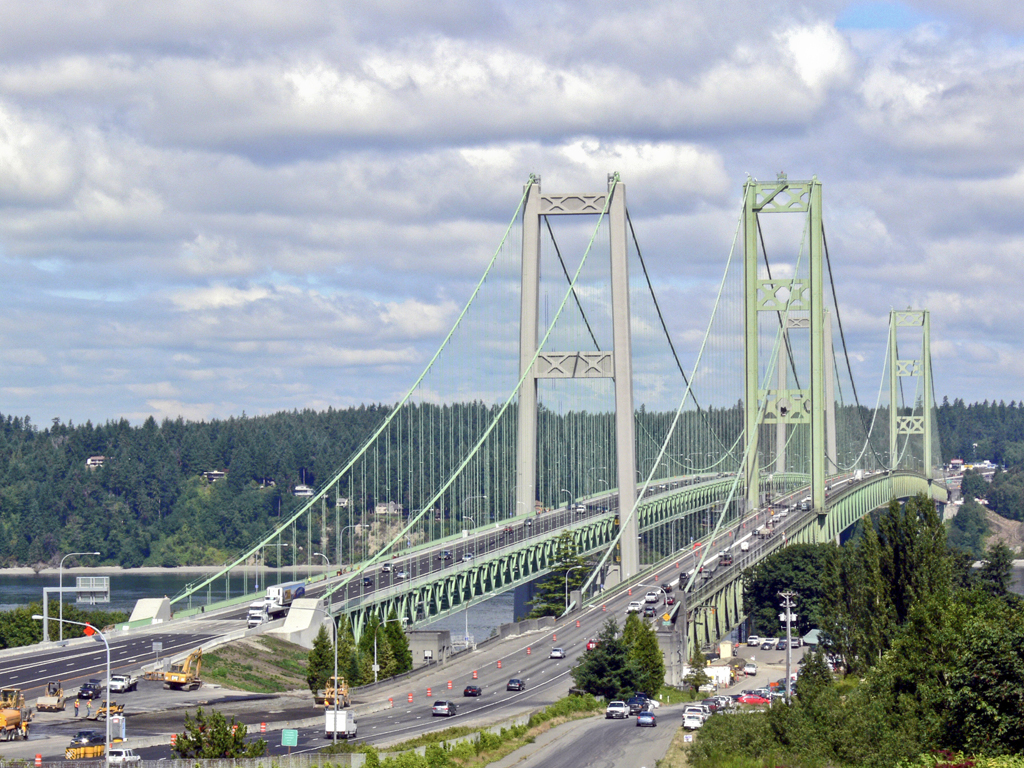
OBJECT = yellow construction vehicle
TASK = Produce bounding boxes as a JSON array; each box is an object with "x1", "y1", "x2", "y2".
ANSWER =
[
  {"x1": 0, "y1": 689, "x2": 25, "y2": 710},
  {"x1": 0, "y1": 707, "x2": 31, "y2": 741},
  {"x1": 36, "y1": 681, "x2": 66, "y2": 712},
  {"x1": 165, "y1": 648, "x2": 203, "y2": 690},
  {"x1": 323, "y1": 676, "x2": 350, "y2": 708},
  {"x1": 87, "y1": 701, "x2": 124, "y2": 720}
]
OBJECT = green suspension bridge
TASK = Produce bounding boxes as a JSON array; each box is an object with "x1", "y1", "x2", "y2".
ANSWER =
[{"x1": 162, "y1": 174, "x2": 948, "y2": 667}]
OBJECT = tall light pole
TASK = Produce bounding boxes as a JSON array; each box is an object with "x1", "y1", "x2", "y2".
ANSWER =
[
  {"x1": 560, "y1": 488, "x2": 572, "y2": 509},
  {"x1": 461, "y1": 495, "x2": 486, "y2": 530},
  {"x1": 564, "y1": 565, "x2": 585, "y2": 611},
  {"x1": 59, "y1": 551, "x2": 100, "y2": 643},
  {"x1": 309, "y1": 604, "x2": 339, "y2": 745},
  {"x1": 35, "y1": 615, "x2": 109, "y2": 768},
  {"x1": 338, "y1": 525, "x2": 358, "y2": 571},
  {"x1": 313, "y1": 552, "x2": 330, "y2": 569}
]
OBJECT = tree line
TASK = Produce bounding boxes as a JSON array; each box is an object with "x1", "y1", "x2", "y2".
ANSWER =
[{"x1": 0, "y1": 396, "x2": 1017, "y2": 568}]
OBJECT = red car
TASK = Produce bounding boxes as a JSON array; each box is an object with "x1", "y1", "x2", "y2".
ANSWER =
[
  {"x1": 737, "y1": 694, "x2": 770, "y2": 705},
  {"x1": 665, "y1": 596, "x2": 675, "y2": 606},
  {"x1": 586, "y1": 639, "x2": 599, "y2": 650}
]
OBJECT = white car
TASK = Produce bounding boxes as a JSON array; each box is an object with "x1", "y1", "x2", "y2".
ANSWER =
[
  {"x1": 461, "y1": 552, "x2": 474, "y2": 562},
  {"x1": 644, "y1": 591, "x2": 661, "y2": 604},
  {"x1": 107, "y1": 748, "x2": 140, "y2": 766},
  {"x1": 683, "y1": 712, "x2": 704, "y2": 730},
  {"x1": 743, "y1": 662, "x2": 757, "y2": 676},
  {"x1": 626, "y1": 601, "x2": 643, "y2": 614},
  {"x1": 550, "y1": 647, "x2": 566, "y2": 659},
  {"x1": 747, "y1": 635, "x2": 761, "y2": 646},
  {"x1": 605, "y1": 701, "x2": 630, "y2": 719}
]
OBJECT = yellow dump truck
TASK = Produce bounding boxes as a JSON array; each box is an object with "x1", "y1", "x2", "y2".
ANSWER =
[{"x1": 0, "y1": 708, "x2": 29, "y2": 741}]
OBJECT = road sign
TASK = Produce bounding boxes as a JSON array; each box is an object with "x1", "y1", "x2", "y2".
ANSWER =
[{"x1": 281, "y1": 730, "x2": 298, "y2": 747}]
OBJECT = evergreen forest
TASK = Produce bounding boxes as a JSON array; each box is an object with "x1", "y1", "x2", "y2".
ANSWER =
[{"x1": 0, "y1": 396, "x2": 1021, "y2": 568}]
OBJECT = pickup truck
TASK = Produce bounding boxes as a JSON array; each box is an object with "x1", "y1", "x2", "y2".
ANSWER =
[
  {"x1": 109, "y1": 674, "x2": 138, "y2": 693},
  {"x1": 77, "y1": 680, "x2": 103, "y2": 699}
]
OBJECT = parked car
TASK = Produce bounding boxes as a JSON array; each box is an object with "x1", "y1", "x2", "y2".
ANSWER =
[
  {"x1": 738, "y1": 694, "x2": 770, "y2": 705},
  {"x1": 463, "y1": 685, "x2": 482, "y2": 697},
  {"x1": 432, "y1": 700, "x2": 457, "y2": 716},
  {"x1": 790, "y1": 638, "x2": 802, "y2": 648},
  {"x1": 743, "y1": 662, "x2": 757, "y2": 676},
  {"x1": 683, "y1": 705, "x2": 707, "y2": 724},
  {"x1": 636, "y1": 711, "x2": 657, "y2": 727},
  {"x1": 550, "y1": 647, "x2": 566, "y2": 659},
  {"x1": 747, "y1": 635, "x2": 761, "y2": 646},
  {"x1": 506, "y1": 679, "x2": 526, "y2": 691},
  {"x1": 683, "y1": 713, "x2": 703, "y2": 730},
  {"x1": 606, "y1": 701, "x2": 630, "y2": 719},
  {"x1": 77, "y1": 680, "x2": 103, "y2": 700},
  {"x1": 644, "y1": 591, "x2": 660, "y2": 604},
  {"x1": 700, "y1": 698, "x2": 721, "y2": 715},
  {"x1": 107, "y1": 748, "x2": 141, "y2": 765},
  {"x1": 776, "y1": 639, "x2": 787, "y2": 650}
]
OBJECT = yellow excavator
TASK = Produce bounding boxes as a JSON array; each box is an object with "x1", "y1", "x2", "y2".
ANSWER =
[
  {"x1": 165, "y1": 648, "x2": 203, "y2": 690},
  {"x1": 323, "y1": 676, "x2": 350, "y2": 708}
]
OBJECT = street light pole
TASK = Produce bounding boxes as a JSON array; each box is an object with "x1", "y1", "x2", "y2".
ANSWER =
[
  {"x1": 34, "y1": 615, "x2": 110, "y2": 768},
  {"x1": 313, "y1": 552, "x2": 330, "y2": 569},
  {"x1": 59, "y1": 551, "x2": 100, "y2": 643}
]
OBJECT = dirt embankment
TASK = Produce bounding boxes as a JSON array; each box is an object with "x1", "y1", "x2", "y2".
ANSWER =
[{"x1": 984, "y1": 510, "x2": 1024, "y2": 554}]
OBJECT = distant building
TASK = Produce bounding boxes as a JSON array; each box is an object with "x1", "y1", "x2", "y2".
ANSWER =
[
  {"x1": 85, "y1": 456, "x2": 106, "y2": 469},
  {"x1": 204, "y1": 470, "x2": 227, "y2": 483},
  {"x1": 293, "y1": 484, "x2": 314, "y2": 497},
  {"x1": 374, "y1": 501, "x2": 403, "y2": 515}
]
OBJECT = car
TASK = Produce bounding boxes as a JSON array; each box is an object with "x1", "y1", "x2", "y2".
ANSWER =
[
  {"x1": 395, "y1": 569, "x2": 409, "y2": 580},
  {"x1": 70, "y1": 731, "x2": 105, "y2": 745},
  {"x1": 644, "y1": 591, "x2": 661, "y2": 604},
  {"x1": 740, "y1": 540, "x2": 750, "y2": 552},
  {"x1": 626, "y1": 601, "x2": 643, "y2": 614},
  {"x1": 77, "y1": 680, "x2": 103, "y2": 699},
  {"x1": 776, "y1": 639, "x2": 787, "y2": 650},
  {"x1": 362, "y1": 576, "x2": 374, "y2": 587},
  {"x1": 747, "y1": 635, "x2": 761, "y2": 647},
  {"x1": 760, "y1": 640, "x2": 774, "y2": 650},
  {"x1": 701, "y1": 698, "x2": 722, "y2": 715},
  {"x1": 586, "y1": 638, "x2": 599, "y2": 650},
  {"x1": 636, "y1": 710, "x2": 657, "y2": 727},
  {"x1": 720, "y1": 552, "x2": 734, "y2": 566},
  {"x1": 438, "y1": 550, "x2": 453, "y2": 560},
  {"x1": 642, "y1": 604, "x2": 656, "y2": 618},
  {"x1": 683, "y1": 705, "x2": 707, "y2": 723},
  {"x1": 605, "y1": 701, "x2": 630, "y2": 719},
  {"x1": 743, "y1": 662, "x2": 757, "y2": 676},
  {"x1": 506, "y1": 678, "x2": 525, "y2": 691},
  {"x1": 107, "y1": 748, "x2": 141, "y2": 765},
  {"x1": 503, "y1": 526, "x2": 514, "y2": 534},
  {"x1": 432, "y1": 700, "x2": 457, "y2": 716},
  {"x1": 683, "y1": 713, "x2": 703, "y2": 730},
  {"x1": 381, "y1": 562, "x2": 392, "y2": 573},
  {"x1": 463, "y1": 685, "x2": 482, "y2": 697},
  {"x1": 549, "y1": 647, "x2": 566, "y2": 659},
  {"x1": 461, "y1": 552, "x2": 474, "y2": 562},
  {"x1": 737, "y1": 694, "x2": 770, "y2": 705},
  {"x1": 712, "y1": 695, "x2": 733, "y2": 711},
  {"x1": 660, "y1": 582, "x2": 673, "y2": 593},
  {"x1": 626, "y1": 695, "x2": 648, "y2": 715},
  {"x1": 790, "y1": 637, "x2": 802, "y2": 648},
  {"x1": 665, "y1": 595, "x2": 675, "y2": 606}
]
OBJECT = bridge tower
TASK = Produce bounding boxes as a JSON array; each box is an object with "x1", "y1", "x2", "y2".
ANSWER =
[
  {"x1": 516, "y1": 175, "x2": 640, "y2": 578},
  {"x1": 888, "y1": 309, "x2": 933, "y2": 477},
  {"x1": 743, "y1": 177, "x2": 832, "y2": 520}
]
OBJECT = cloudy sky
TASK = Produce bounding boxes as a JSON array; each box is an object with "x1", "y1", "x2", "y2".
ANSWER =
[{"x1": 1, "y1": 0, "x2": 1022, "y2": 427}]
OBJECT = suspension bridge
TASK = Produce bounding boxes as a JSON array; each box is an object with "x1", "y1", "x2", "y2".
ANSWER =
[{"x1": 156, "y1": 173, "x2": 947, "y2": 669}]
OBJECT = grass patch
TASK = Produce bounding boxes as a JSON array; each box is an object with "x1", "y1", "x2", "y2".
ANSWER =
[{"x1": 202, "y1": 636, "x2": 310, "y2": 693}]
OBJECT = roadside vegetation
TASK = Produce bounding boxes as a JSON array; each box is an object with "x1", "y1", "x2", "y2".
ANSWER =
[
  {"x1": 0, "y1": 600, "x2": 128, "y2": 649},
  {"x1": 201, "y1": 635, "x2": 310, "y2": 692},
  {"x1": 680, "y1": 494, "x2": 1024, "y2": 768},
  {"x1": 306, "y1": 609, "x2": 413, "y2": 692}
]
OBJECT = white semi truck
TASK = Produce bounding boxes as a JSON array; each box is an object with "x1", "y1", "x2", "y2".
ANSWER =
[
  {"x1": 325, "y1": 710, "x2": 358, "y2": 739},
  {"x1": 247, "y1": 581, "x2": 306, "y2": 628}
]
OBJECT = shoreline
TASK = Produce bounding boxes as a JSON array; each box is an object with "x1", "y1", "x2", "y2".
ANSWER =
[{"x1": 0, "y1": 565, "x2": 329, "y2": 577}]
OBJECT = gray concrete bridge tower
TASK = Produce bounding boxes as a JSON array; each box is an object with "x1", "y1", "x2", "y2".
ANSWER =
[{"x1": 516, "y1": 174, "x2": 640, "y2": 580}]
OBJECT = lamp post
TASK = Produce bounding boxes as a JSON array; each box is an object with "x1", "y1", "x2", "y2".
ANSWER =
[
  {"x1": 372, "y1": 617, "x2": 404, "y2": 684},
  {"x1": 308, "y1": 604, "x2": 339, "y2": 745},
  {"x1": 560, "y1": 488, "x2": 572, "y2": 509},
  {"x1": 313, "y1": 552, "x2": 330, "y2": 568},
  {"x1": 59, "y1": 551, "x2": 100, "y2": 643},
  {"x1": 339, "y1": 525, "x2": 358, "y2": 571},
  {"x1": 461, "y1": 495, "x2": 486, "y2": 530},
  {"x1": 34, "y1": 615, "x2": 109, "y2": 768},
  {"x1": 564, "y1": 565, "x2": 585, "y2": 611}
]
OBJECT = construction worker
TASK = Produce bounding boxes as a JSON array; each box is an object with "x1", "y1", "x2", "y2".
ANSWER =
[
  {"x1": 86, "y1": 700, "x2": 91, "y2": 717},
  {"x1": 74, "y1": 698, "x2": 80, "y2": 717}
]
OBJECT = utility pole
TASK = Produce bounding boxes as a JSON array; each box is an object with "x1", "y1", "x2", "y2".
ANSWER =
[{"x1": 779, "y1": 591, "x2": 798, "y2": 702}]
